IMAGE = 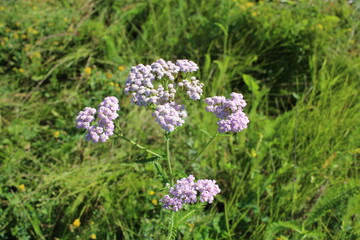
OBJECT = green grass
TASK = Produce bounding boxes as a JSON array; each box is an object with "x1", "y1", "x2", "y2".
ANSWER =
[{"x1": 0, "y1": 0, "x2": 359, "y2": 239}]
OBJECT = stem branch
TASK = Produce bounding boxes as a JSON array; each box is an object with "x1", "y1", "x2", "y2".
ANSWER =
[{"x1": 116, "y1": 134, "x2": 163, "y2": 159}]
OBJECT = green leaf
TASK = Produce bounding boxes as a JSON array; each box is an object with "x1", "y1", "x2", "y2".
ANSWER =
[{"x1": 242, "y1": 74, "x2": 260, "y2": 93}]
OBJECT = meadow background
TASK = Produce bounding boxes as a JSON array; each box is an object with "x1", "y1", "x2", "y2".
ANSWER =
[{"x1": 1, "y1": 0, "x2": 359, "y2": 239}]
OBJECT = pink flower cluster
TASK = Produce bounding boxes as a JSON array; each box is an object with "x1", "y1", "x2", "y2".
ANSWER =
[
  {"x1": 124, "y1": 59, "x2": 203, "y2": 132},
  {"x1": 160, "y1": 175, "x2": 221, "y2": 212},
  {"x1": 75, "y1": 97, "x2": 120, "y2": 143},
  {"x1": 204, "y1": 92, "x2": 249, "y2": 133}
]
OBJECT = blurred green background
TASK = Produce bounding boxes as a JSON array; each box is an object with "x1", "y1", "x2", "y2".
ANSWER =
[{"x1": 0, "y1": 0, "x2": 359, "y2": 239}]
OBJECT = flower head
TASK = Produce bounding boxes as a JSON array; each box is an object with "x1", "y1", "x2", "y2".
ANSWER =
[
  {"x1": 175, "y1": 60, "x2": 199, "y2": 73},
  {"x1": 160, "y1": 175, "x2": 221, "y2": 212},
  {"x1": 53, "y1": 131, "x2": 60, "y2": 138},
  {"x1": 204, "y1": 92, "x2": 249, "y2": 133},
  {"x1": 178, "y1": 76, "x2": 204, "y2": 101},
  {"x1": 19, "y1": 184, "x2": 25, "y2": 191},
  {"x1": 84, "y1": 67, "x2": 91, "y2": 75},
  {"x1": 73, "y1": 219, "x2": 81, "y2": 228},
  {"x1": 76, "y1": 97, "x2": 120, "y2": 143},
  {"x1": 124, "y1": 59, "x2": 202, "y2": 132},
  {"x1": 152, "y1": 102, "x2": 187, "y2": 132}
]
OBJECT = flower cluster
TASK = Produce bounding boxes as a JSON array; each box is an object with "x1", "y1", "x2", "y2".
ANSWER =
[
  {"x1": 204, "y1": 92, "x2": 249, "y2": 133},
  {"x1": 124, "y1": 59, "x2": 203, "y2": 132},
  {"x1": 160, "y1": 175, "x2": 221, "y2": 212},
  {"x1": 75, "y1": 97, "x2": 120, "y2": 143},
  {"x1": 178, "y1": 77, "x2": 204, "y2": 101},
  {"x1": 153, "y1": 102, "x2": 187, "y2": 132}
]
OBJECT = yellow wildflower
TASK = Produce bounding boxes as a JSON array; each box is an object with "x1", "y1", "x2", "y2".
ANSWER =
[
  {"x1": 21, "y1": 34, "x2": 27, "y2": 39},
  {"x1": 245, "y1": 2, "x2": 255, "y2": 8},
  {"x1": 152, "y1": 199, "x2": 158, "y2": 205},
  {"x1": 14, "y1": 33, "x2": 19, "y2": 39},
  {"x1": 72, "y1": 219, "x2": 81, "y2": 228},
  {"x1": 18, "y1": 68, "x2": 24, "y2": 73},
  {"x1": 0, "y1": 6, "x2": 5, "y2": 11},
  {"x1": 115, "y1": 83, "x2": 119, "y2": 87},
  {"x1": 1, "y1": 41, "x2": 4, "y2": 46},
  {"x1": 19, "y1": 184, "x2": 25, "y2": 191},
  {"x1": 84, "y1": 67, "x2": 92, "y2": 75},
  {"x1": 64, "y1": 17, "x2": 69, "y2": 23},
  {"x1": 27, "y1": 26, "x2": 33, "y2": 32},
  {"x1": 53, "y1": 41, "x2": 59, "y2": 45},
  {"x1": 32, "y1": 6, "x2": 37, "y2": 10},
  {"x1": 68, "y1": 26, "x2": 74, "y2": 32},
  {"x1": 109, "y1": 82, "x2": 115, "y2": 86},
  {"x1": 250, "y1": 149, "x2": 257, "y2": 158},
  {"x1": 251, "y1": 12, "x2": 258, "y2": 17},
  {"x1": 90, "y1": 234, "x2": 97, "y2": 239},
  {"x1": 317, "y1": 24, "x2": 323, "y2": 30},
  {"x1": 53, "y1": 131, "x2": 60, "y2": 138},
  {"x1": 30, "y1": 52, "x2": 41, "y2": 59},
  {"x1": 148, "y1": 190, "x2": 155, "y2": 195},
  {"x1": 106, "y1": 72, "x2": 113, "y2": 79},
  {"x1": 32, "y1": 29, "x2": 39, "y2": 35},
  {"x1": 118, "y1": 65, "x2": 125, "y2": 71}
]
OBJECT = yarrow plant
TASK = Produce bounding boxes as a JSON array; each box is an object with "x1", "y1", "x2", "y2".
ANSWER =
[
  {"x1": 204, "y1": 92, "x2": 249, "y2": 133},
  {"x1": 124, "y1": 59, "x2": 203, "y2": 132},
  {"x1": 76, "y1": 97, "x2": 119, "y2": 143},
  {"x1": 160, "y1": 175, "x2": 221, "y2": 212},
  {"x1": 75, "y1": 59, "x2": 249, "y2": 238}
]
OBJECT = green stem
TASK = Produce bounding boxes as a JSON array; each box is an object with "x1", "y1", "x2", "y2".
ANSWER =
[
  {"x1": 175, "y1": 132, "x2": 219, "y2": 176},
  {"x1": 116, "y1": 134, "x2": 163, "y2": 159},
  {"x1": 166, "y1": 134, "x2": 174, "y2": 185}
]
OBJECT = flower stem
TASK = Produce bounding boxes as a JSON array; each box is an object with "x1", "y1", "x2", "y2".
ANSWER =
[
  {"x1": 175, "y1": 132, "x2": 219, "y2": 176},
  {"x1": 165, "y1": 133, "x2": 174, "y2": 185},
  {"x1": 116, "y1": 134, "x2": 163, "y2": 159}
]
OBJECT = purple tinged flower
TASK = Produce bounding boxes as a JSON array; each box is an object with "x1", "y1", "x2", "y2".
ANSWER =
[
  {"x1": 217, "y1": 111, "x2": 249, "y2": 133},
  {"x1": 195, "y1": 179, "x2": 221, "y2": 203},
  {"x1": 75, "y1": 107, "x2": 96, "y2": 129},
  {"x1": 176, "y1": 60, "x2": 199, "y2": 72},
  {"x1": 152, "y1": 102, "x2": 187, "y2": 132},
  {"x1": 178, "y1": 76, "x2": 204, "y2": 100},
  {"x1": 204, "y1": 92, "x2": 249, "y2": 133},
  {"x1": 124, "y1": 59, "x2": 201, "y2": 131},
  {"x1": 160, "y1": 175, "x2": 221, "y2": 212},
  {"x1": 151, "y1": 59, "x2": 180, "y2": 80},
  {"x1": 76, "y1": 97, "x2": 120, "y2": 143}
]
